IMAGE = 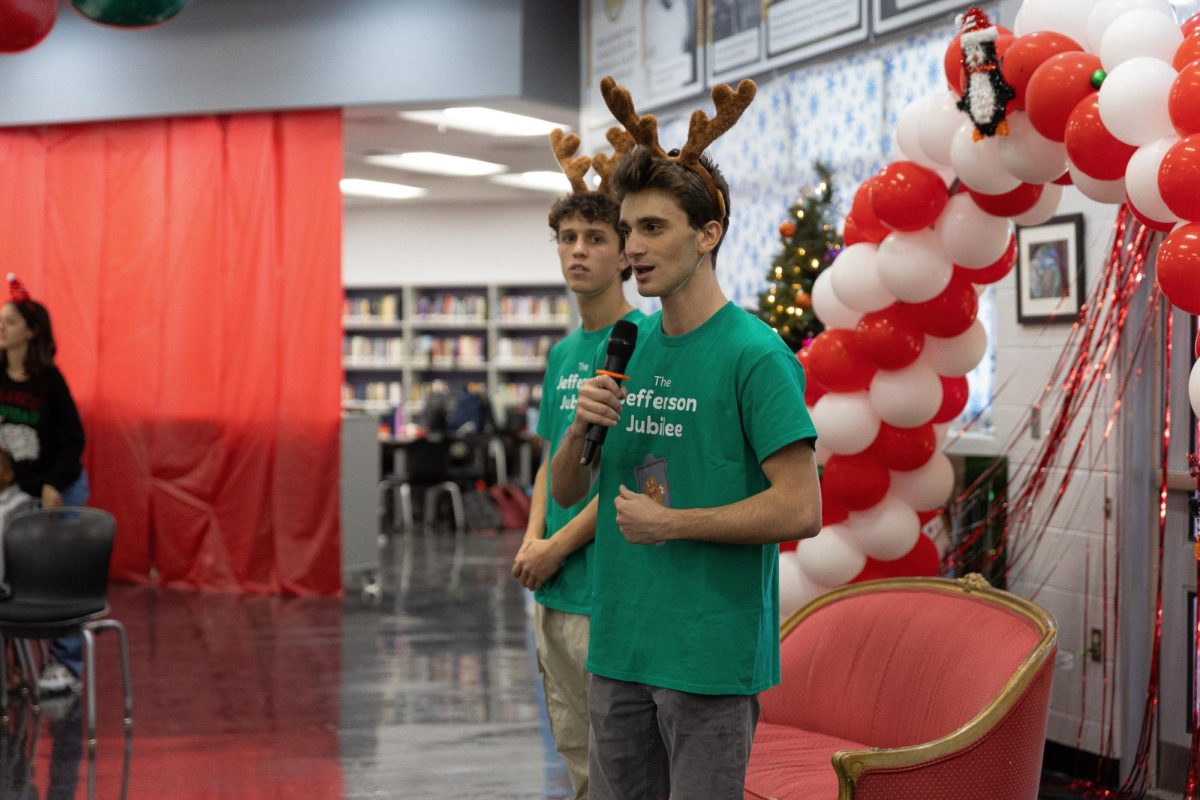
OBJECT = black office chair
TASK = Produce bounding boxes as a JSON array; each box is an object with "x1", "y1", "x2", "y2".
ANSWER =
[{"x1": 0, "y1": 508, "x2": 132, "y2": 749}]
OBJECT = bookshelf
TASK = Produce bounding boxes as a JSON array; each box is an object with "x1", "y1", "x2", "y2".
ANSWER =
[{"x1": 342, "y1": 283, "x2": 573, "y2": 426}]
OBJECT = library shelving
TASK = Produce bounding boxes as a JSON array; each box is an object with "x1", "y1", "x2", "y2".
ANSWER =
[{"x1": 342, "y1": 283, "x2": 573, "y2": 426}]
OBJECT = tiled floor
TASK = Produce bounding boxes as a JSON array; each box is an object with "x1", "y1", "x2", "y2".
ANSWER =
[{"x1": 0, "y1": 526, "x2": 1106, "y2": 798}]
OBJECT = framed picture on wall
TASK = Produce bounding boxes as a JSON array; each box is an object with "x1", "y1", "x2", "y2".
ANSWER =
[{"x1": 1015, "y1": 213, "x2": 1086, "y2": 325}]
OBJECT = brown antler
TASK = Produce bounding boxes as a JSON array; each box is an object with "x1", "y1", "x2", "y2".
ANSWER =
[
  {"x1": 600, "y1": 76, "x2": 667, "y2": 158},
  {"x1": 677, "y1": 79, "x2": 757, "y2": 165},
  {"x1": 592, "y1": 126, "x2": 637, "y2": 196},
  {"x1": 549, "y1": 128, "x2": 592, "y2": 194}
]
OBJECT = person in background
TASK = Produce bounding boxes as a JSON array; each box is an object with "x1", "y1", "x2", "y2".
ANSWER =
[
  {"x1": 0, "y1": 275, "x2": 87, "y2": 696},
  {"x1": 510, "y1": 128, "x2": 642, "y2": 800},
  {"x1": 551, "y1": 79, "x2": 821, "y2": 799}
]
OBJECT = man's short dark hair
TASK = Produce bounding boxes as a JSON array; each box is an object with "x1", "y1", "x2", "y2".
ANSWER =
[
  {"x1": 609, "y1": 146, "x2": 730, "y2": 266},
  {"x1": 548, "y1": 192, "x2": 632, "y2": 281}
]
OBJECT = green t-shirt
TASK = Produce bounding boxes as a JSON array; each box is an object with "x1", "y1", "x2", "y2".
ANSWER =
[
  {"x1": 534, "y1": 308, "x2": 645, "y2": 614},
  {"x1": 587, "y1": 302, "x2": 817, "y2": 695}
]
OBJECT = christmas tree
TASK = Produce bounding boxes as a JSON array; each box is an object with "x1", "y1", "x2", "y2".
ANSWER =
[{"x1": 756, "y1": 162, "x2": 843, "y2": 353}]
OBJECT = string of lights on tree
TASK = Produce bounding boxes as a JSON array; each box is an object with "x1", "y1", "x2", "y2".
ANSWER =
[{"x1": 756, "y1": 162, "x2": 843, "y2": 353}]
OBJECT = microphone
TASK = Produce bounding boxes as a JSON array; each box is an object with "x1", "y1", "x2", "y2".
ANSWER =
[{"x1": 581, "y1": 318, "x2": 638, "y2": 465}]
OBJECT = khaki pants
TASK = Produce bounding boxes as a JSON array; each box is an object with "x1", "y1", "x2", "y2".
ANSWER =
[{"x1": 534, "y1": 604, "x2": 591, "y2": 800}]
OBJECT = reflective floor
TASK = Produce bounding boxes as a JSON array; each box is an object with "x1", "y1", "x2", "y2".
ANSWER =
[
  {"x1": 3, "y1": 527, "x2": 570, "y2": 800},
  {"x1": 0, "y1": 525, "x2": 1094, "y2": 799}
]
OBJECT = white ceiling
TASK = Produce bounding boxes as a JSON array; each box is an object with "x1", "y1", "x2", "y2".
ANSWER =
[{"x1": 342, "y1": 97, "x2": 581, "y2": 208}]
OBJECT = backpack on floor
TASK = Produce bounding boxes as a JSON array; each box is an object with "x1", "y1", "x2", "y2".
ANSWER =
[
  {"x1": 488, "y1": 484, "x2": 531, "y2": 530},
  {"x1": 462, "y1": 488, "x2": 503, "y2": 531}
]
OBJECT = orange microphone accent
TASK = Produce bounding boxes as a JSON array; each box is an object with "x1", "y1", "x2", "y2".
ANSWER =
[{"x1": 597, "y1": 369, "x2": 631, "y2": 381}]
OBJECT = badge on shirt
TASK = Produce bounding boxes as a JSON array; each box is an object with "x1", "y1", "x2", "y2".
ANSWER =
[{"x1": 634, "y1": 454, "x2": 671, "y2": 509}]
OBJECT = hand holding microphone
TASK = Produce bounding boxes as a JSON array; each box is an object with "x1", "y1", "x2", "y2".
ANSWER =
[{"x1": 578, "y1": 319, "x2": 638, "y2": 465}]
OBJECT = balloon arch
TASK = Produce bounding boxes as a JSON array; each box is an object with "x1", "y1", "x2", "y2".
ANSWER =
[{"x1": 780, "y1": 0, "x2": 1200, "y2": 618}]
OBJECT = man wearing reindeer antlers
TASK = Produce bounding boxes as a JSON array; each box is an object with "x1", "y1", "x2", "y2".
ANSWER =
[
  {"x1": 550, "y1": 77, "x2": 821, "y2": 798},
  {"x1": 510, "y1": 128, "x2": 642, "y2": 799}
]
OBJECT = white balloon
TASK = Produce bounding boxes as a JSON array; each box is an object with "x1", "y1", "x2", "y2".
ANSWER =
[
  {"x1": 811, "y1": 269, "x2": 863, "y2": 329},
  {"x1": 1098, "y1": 57, "x2": 1178, "y2": 147},
  {"x1": 814, "y1": 439, "x2": 831, "y2": 467},
  {"x1": 811, "y1": 392, "x2": 880, "y2": 455},
  {"x1": 933, "y1": 422, "x2": 951, "y2": 444},
  {"x1": 1099, "y1": 9, "x2": 1183, "y2": 70},
  {"x1": 890, "y1": 453, "x2": 955, "y2": 511},
  {"x1": 869, "y1": 362, "x2": 944, "y2": 428},
  {"x1": 917, "y1": 92, "x2": 965, "y2": 167},
  {"x1": 829, "y1": 244, "x2": 895, "y2": 313},
  {"x1": 1087, "y1": 0, "x2": 1176, "y2": 54},
  {"x1": 950, "y1": 120, "x2": 1022, "y2": 195},
  {"x1": 1018, "y1": 0, "x2": 1100, "y2": 47},
  {"x1": 778, "y1": 550, "x2": 826, "y2": 620},
  {"x1": 1013, "y1": 183, "x2": 1065, "y2": 226},
  {"x1": 998, "y1": 112, "x2": 1071, "y2": 184},
  {"x1": 876, "y1": 230, "x2": 954, "y2": 303},
  {"x1": 1190, "y1": 359, "x2": 1200, "y2": 419},
  {"x1": 1125, "y1": 136, "x2": 1180, "y2": 226},
  {"x1": 896, "y1": 96, "x2": 941, "y2": 168},
  {"x1": 798, "y1": 525, "x2": 866, "y2": 588},
  {"x1": 922, "y1": 320, "x2": 988, "y2": 377},
  {"x1": 1013, "y1": 4, "x2": 1027, "y2": 36},
  {"x1": 936, "y1": 193, "x2": 1014, "y2": 267},
  {"x1": 846, "y1": 495, "x2": 922, "y2": 560},
  {"x1": 1069, "y1": 165, "x2": 1126, "y2": 203}
]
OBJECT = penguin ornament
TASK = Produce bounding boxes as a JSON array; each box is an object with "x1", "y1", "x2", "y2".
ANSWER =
[{"x1": 956, "y1": 6, "x2": 1015, "y2": 139}]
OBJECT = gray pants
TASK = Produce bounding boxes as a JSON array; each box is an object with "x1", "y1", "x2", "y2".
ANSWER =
[{"x1": 588, "y1": 674, "x2": 759, "y2": 800}]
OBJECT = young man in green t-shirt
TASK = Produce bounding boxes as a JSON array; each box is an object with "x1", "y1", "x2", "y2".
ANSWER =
[
  {"x1": 550, "y1": 79, "x2": 822, "y2": 799},
  {"x1": 511, "y1": 184, "x2": 642, "y2": 800}
]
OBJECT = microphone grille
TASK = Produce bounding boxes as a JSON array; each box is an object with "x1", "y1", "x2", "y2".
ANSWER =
[{"x1": 607, "y1": 318, "x2": 638, "y2": 360}]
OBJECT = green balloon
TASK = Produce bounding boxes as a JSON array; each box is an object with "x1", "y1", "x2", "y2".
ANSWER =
[
  {"x1": 71, "y1": 0, "x2": 192, "y2": 27},
  {"x1": 1091, "y1": 69, "x2": 1107, "y2": 89}
]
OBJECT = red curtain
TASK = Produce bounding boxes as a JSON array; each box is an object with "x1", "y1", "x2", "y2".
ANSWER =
[{"x1": 0, "y1": 110, "x2": 344, "y2": 595}]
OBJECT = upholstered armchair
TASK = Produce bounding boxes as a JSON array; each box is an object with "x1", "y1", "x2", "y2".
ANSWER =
[{"x1": 744, "y1": 574, "x2": 1057, "y2": 800}]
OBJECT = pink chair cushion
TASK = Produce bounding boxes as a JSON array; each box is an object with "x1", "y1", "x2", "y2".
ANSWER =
[
  {"x1": 759, "y1": 589, "x2": 1043, "y2": 748},
  {"x1": 744, "y1": 722, "x2": 865, "y2": 800}
]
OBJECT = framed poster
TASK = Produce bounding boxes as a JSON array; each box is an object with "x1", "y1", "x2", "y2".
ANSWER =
[
  {"x1": 643, "y1": 0, "x2": 703, "y2": 107},
  {"x1": 1015, "y1": 214, "x2": 1086, "y2": 324},
  {"x1": 872, "y1": 0, "x2": 973, "y2": 35},
  {"x1": 708, "y1": 0, "x2": 868, "y2": 86}
]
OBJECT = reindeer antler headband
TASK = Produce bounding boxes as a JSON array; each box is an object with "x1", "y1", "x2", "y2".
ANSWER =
[
  {"x1": 599, "y1": 74, "x2": 757, "y2": 219},
  {"x1": 549, "y1": 126, "x2": 636, "y2": 197}
]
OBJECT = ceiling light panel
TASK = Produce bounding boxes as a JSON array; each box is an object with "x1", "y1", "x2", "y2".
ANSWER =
[
  {"x1": 339, "y1": 179, "x2": 427, "y2": 200},
  {"x1": 489, "y1": 171, "x2": 572, "y2": 193},
  {"x1": 400, "y1": 106, "x2": 568, "y2": 137},
  {"x1": 365, "y1": 151, "x2": 506, "y2": 176}
]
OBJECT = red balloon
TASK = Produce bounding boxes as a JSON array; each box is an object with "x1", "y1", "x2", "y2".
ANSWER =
[
  {"x1": 849, "y1": 178, "x2": 891, "y2": 243},
  {"x1": 850, "y1": 558, "x2": 892, "y2": 584},
  {"x1": 1025, "y1": 51, "x2": 1103, "y2": 142},
  {"x1": 917, "y1": 508, "x2": 944, "y2": 526},
  {"x1": 1195, "y1": 329, "x2": 1200, "y2": 359},
  {"x1": 796, "y1": 347, "x2": 827, "y2": 406},
  {"x1": 1170, "y1": 61, "x2": 1200, "y2": 136},
  {"x1": 822, "y1": 496, "x2": 849, "y2": 526},
  {"x1": 1053, "y1": 171, "x2": 1073, "y2": 185},
  {"x1": 1158, "y1": 134, "x2": 1200, "y2": 222},
  {"x1": 957, "y1": 235, "x2": 1017, "y2": 285},
  {"x1": 1156, "y1": 223, "x2": 1200, "y2": 314},
  {"x1": 1185, "y1": 13, "x2": 1200, "y2": 39},
  {"x1": 1175, "y1": 32, "x2": 1200, "y2": 72},
  {"x1": 1000, "y1": 31, "x2": 1083, "y2": 109},
  {"x1": 822, "y1": 453, "x2": 890, "y2": 511},
  {"x1": 1064, "y1": 94, "x2": 1137, "y2": 181},
  {"x1": 869, "y1": 422, "x2": 937, "y2": 471},
  {"x1": 780, "y1": 539, "x2": 799, "y2": 552},
  {"x1": 869, "y1": 162, "x2": 949, "y2": 232},
  {"x1": 842, "y1": 216, "x2": 870, "y2": 246},
  {"x1": 967, "y1": 182, "x2": 1044, "y2": 217},
  {"x1": 880, "y1": 533, "x2": 941, "y2": 576},
  {"x1": 933, "y1": 375, "x2": 969, "y2": 424},
  {"x1": 945, "y1": 26, "x2": 1015, "y2": 95},
  {"x1": 0, "y1": 0, "x2": 57, "y2": 52},
  {"x1": 855, "y1": 305, "x2": 924, "y2": 370},
  {"x1": 1125, "y1": 195, "x2": 1175, "y2": 232},
  {"x1": 806, "y1": 330, "x2": 876, "y2": 392},
  {"x1": 907, "y1": 272, "x2": 978, "y2": 338}
]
